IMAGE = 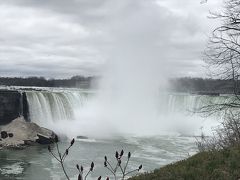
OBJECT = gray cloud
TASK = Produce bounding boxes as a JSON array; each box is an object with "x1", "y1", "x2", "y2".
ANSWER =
[{"x1": 0, "y1": 0, "x2": 222, "y2": 78}]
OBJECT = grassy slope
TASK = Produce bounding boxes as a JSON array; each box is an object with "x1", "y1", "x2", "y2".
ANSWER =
[{"x1": 129, "y1": 146, "x2": 240, "y2": 180}]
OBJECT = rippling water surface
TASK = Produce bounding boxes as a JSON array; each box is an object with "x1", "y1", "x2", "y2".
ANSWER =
[{"x1": 0, "y1": 136, "x2": 197, "y2": 180}]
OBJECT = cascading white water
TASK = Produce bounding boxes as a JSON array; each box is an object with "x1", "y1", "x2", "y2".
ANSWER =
[
  {"x1": 166, "y1": 94, "x2": 234, "y2": 113},
  {"x1": 25, "y1": 90, "x2": 88, "y2": 127},
  {"x1": 24, "y1": 89, "x2": 236, "y2": 137}
]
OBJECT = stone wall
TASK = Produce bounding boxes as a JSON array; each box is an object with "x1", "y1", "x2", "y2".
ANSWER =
[{"x1": 0, "y1": 90, "x2": 29, "y2": 125}]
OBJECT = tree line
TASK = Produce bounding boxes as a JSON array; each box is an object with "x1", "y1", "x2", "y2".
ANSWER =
[
  {"x1": 0, "y1": 76, "x2": 93, "y2": 88},
  {"x1": 0, "y1": 75, "x2": 237, "y2": 93},
  {"x1": 169, "y1": 77, "x2": 237, "y2": 94}
]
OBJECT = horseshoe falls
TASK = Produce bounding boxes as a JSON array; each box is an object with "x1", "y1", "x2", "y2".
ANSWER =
[
  {"x1": 0, "y1": 88, "x2": 234, "y2": 179},
  {"x1": 23, "y1": 89, "x2": 230, "y2": 138}
]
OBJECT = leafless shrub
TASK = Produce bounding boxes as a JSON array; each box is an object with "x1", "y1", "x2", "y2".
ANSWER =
[
  {"x1": 104, "y1": 150, "x2": 142, "y2": 180},
  {"x1": 76, "y1": 162, "x2": 95, "y2": 180},
  {"x1": 48, "y1": 138, "x2": 76, "y2": 180},
  {"x1": 48, "y1": 139, "x2": 142, "y2": 180},
  {"x1": 196, "y1": 111, "x2": 240, "y2": 151}
]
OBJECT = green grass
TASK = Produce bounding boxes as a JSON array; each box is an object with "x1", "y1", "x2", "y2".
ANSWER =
[{"x1": 129, "y1": 146, "x2": 240, "y2": 180}]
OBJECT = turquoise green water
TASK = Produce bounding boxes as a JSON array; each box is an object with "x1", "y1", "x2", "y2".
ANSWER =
[{"x1": 0, "y1": 136, "x2": 196, "y2": 180}]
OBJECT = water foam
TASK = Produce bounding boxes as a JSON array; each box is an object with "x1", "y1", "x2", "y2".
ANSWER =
[{"x1": 24, "y1": 89, "x2": 229, "y2": 138}]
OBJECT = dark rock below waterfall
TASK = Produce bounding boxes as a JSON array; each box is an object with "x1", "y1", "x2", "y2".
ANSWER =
[
  {"x1": 1, "y1": 131, "x2": 8, "y2": 139},
  {"x1": 77, "y1": 135, "x2": 88, "y2": 139},
  {"x1": 0, "y1": 117, "x2": 57, "y2": 149},
  {"x1": 36, "y1": 133, "x2": 55, "y2": 144},
  {"x1": 8, "y1": 133, "x2": 13, "y2": 138}
]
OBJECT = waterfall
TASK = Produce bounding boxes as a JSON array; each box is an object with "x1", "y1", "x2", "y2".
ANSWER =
[
  {"x1": 167, "y1": 94, "x2": 224, "y2": 113},
  {"x1": 22, "y1": 89, "x2": 236, "y2": 137},
  {"x1": 25, "y1": 90, "x2": 88, "y2": 127}
]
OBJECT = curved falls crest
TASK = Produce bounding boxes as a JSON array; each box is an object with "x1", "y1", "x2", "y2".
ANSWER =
[{"x1": 23, "y1": 90, "x2": 235, "y2": 137}]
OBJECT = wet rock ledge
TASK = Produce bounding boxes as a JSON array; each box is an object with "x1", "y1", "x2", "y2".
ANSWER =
[{"x1": 0, "y1": 117, "x2": 58, "y2": 149}]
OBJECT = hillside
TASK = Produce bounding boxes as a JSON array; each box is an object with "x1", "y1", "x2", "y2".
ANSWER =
[{"x1": 129, "y1": 146, "x2": 240, "y2": 180}]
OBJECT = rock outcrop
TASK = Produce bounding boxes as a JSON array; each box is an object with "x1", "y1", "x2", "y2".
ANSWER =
[
  {"x1": 0, "y1": 117, "x2": 57, "y2": 149},
  {"x1": 0, "y1": 90, "x2": 29, "y2": 125}
]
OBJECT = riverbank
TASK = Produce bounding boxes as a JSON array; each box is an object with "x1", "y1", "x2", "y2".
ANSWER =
[{"x1": 129, "y1": 146, "x2": 240, "y2": 180}]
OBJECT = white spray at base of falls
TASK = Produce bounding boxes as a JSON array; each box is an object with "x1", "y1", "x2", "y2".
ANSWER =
[
  {"x1": 25, "y1": 89, "x2": 119, "y2": 138},
  {"x1": 25, "y1": 89, "x2": 232, "y2": 138},
  {"x1": 25, "y1": 90, "x2": 91, "y2": 136}
]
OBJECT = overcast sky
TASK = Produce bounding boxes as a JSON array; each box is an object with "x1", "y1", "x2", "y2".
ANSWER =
[{"x1": 0, "y1": 0, "x2": 222, "y2": 78}]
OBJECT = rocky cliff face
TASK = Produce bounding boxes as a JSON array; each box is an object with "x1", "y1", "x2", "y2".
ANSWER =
[
  {"x1": 0, "y1": 90, "x2": 57, "y2": 148},
  {"x1": 0, "y1": 90, "x2": 29, "y2": 125}
]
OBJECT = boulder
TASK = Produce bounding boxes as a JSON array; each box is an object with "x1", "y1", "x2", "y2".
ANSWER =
[
  {"x1": 36, "y1": 133, "x2": 55, "y2": 144},
  {"x1": 0, "y1": 117, "x2": 58, "y2": 149},
  {"x1": 77, "y1": 135, "x2": 88, "y2": 139},
  {"x1": 1, "y1": 131, "x2": 8, "y2": 139},
  {"x1": 8, "y1": 133, "x2": 13, "y2": 138}
]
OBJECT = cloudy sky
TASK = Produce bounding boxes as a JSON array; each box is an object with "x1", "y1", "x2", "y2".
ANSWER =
[{"x1": 0, "y1": 0, "x2": 222, "y2": 78}]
